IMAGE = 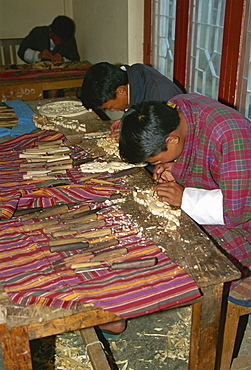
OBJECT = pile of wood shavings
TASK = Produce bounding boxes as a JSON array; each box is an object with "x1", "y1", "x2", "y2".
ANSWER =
[
  {"x1": 32, "y1": 114, "x2": 87, "y2": 132},
  {"x1": 96, "y1": 137, "x2": 120, "y2": 157},
  {"x1": 133, "y1": 187, "x2": 181, "y2": 231},
  {"x1": 54, "y1": 331, "x2": 93, "y2": 370},
  {"x1": 80, "y1": 161, "x2": 144, "y2": 173},
  {"x1": 164, "y1": 306, "x2": 191, "y2": 362}
]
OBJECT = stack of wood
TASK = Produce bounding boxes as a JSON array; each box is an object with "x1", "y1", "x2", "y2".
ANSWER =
[{"x1": 0, "y1": 103, "x2": 18, "y2": 128}]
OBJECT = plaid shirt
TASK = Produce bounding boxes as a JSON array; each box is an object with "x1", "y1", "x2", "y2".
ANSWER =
[{"x1": 170, "y1": 94, "x2": 251, "y2": 281}]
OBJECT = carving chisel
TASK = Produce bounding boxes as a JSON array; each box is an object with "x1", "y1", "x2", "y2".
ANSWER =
[{"x1": 75, "y1": 257, "x2": 158, "y2": 272}]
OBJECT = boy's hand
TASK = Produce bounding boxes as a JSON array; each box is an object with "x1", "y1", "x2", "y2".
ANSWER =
[
  {"x1": 51, "y1": 53, "x2": 64, "y2": 62},
  {"x1": 38, "y1": 49, "x2": 53, "y2": 60},
  {"x1": 153, "y1": 162, "x2": 175, "y2": 182},
  {"x1": 108, "y1": 119, "x2": 122, "y2": 142},
  {"x1": 152, "y1": 182, "x2": 184, "y2": 207}
]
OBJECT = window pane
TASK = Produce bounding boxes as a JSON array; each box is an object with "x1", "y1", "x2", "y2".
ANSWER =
[
  {"x1": 242, "y1": 7, "x2": 251, "y2": 119},
  {"x1": 189, "y1": 0, "x2": 226, "y2": 99},
  {"x1": 152, "y1": 0, "x2": 177, "y2": 79}
]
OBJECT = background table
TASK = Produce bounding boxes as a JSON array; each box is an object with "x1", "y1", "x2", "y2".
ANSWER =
[{"x1": 0, "y1": 61, "x2": 91, "y2": 102}]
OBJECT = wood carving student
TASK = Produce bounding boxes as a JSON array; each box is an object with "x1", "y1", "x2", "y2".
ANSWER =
[
  {"x1": 81, "y1": 62, "x2": 183, "y2": 141},
  {"x1": 119, "y1": 95, "x2": 251, "y2": 290},
  {"x1": 18, "y1": 15, "x2": 80, "y2": 98}
]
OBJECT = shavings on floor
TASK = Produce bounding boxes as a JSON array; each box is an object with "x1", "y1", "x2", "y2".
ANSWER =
[
  {"x1": 54, "y1": 331, "x2": 93, "y2": 370},
  {"x1": 164, "y1": 306, "x2": 191, "y2": 362}
]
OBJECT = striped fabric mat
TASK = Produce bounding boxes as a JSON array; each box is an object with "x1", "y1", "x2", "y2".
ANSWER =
[{"x1": 0, "y1": 131, "x2": 200, "y2": 318}]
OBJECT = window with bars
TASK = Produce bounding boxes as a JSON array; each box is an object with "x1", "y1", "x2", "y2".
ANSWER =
[{"x1": 146, "y1": 0, "x2": 251, "y2": 119}]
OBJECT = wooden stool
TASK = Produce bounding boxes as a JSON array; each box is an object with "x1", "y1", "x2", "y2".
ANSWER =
[{"x1": 219, "y1": 278, "x2": 251, "y2": 370}]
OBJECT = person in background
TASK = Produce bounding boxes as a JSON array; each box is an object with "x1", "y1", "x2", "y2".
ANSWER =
[
  {"x1": 81, "y1": 61, "x2": 183, "y2": 140},
  {"x1": 18, "y1": 15, "x2": 80, "y2": 97},
  {"x1": 119, "y1": 95, "x2": 251, "y2": 290}
]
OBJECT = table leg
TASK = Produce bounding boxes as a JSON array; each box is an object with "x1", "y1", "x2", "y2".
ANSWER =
[
  {"x1": 0, "y1": 323, "x2": 33, "y2": 370},
  {"x1": 189, "y1": 283, "x2": 224, "y2": 370}
]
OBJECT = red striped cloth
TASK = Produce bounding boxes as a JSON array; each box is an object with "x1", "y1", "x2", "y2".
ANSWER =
[{"x1": 0, "y1": 131, "x2": 200, "y2": 317}]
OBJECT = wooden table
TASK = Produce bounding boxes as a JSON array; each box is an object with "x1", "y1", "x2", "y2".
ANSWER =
[
  {"x1": 0, "y1": 61, "x2": 91, "y2": 102},
  {"x1": 0, "y1": 105, "x2": 241, "y2": 369}
]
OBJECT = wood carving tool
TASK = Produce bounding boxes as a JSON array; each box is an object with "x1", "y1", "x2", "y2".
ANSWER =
[
  {"x1": 53, "y1": 247, "x2": 128, "y2": 270},
  {"x1": 75, "y1": 257, "x2": 158, "y2": 272},
  {"x1": 64, "y1": 207, "x2": 102, "y2": 220},
  {"x1": 84, "y1": 238, "x2": 119, "y2": 253},
  {"x1": 89, "y1": 178, "x2": 115, "y2": 186},
  {"x1": 49, "y1": 237, "x2": 118, "y2": 253},
  {"x1": 20, "y1": 204, "x2": 69, "y2": 221},
  {"x1": 68, "y1": 247, "x2": 128, "y2": 269},
  {"x1": 71, "y1": 227, "x2": 112, "y2": 239},
  {"x1": 85, "y1": 193, "x2": 123, "y2": 203},
  {"x1": 51, "y1": 220, "x2": 106, "y2": 237},
  {"x1": 21, "y1": 219, "x2": 59, "y2": 232},
  {"x1": 82, "y1": 130, "x2": 111, "y2": 138},
  {"x1": 35, "y1": 139, "x2": 63, "y2": 146},
  {"x1": 106, "y1": 166, "x2": 142, "y2": 178},
  {"x1": 73, "y1": 157, "x2": 99, "y2": 166},
  {"x1": 50, "y1": 241, "x2": 89, "y2": 253},
  {"x1": 49, "y1": 237, "x2": 90, "y2": 247},
  {"x1": 47, "y1": 159, "x2": 72, "y2": 166},
  {"x1": 66, "y1": 213, "x2": 98, "y2": 223},
  {"x1": 47, "y1": 164, "x2": 72, "y2": 171},
  {"x1": 60, "y1": 205, "x2": 90, "y2": 219},
  {"x1": 34, "y1": 179, "x2": 71, "y2": 188},
  {"x1": 80, "y1": 173, "x2": 106, "y2": 181},
  {"x1": 19, "y1": 162, "x2": 46, "y2": 167},
  {"x1": 14, "y1": 206, "x2": 44, "y2": 217},
  {"x1": 53, "y1": 254, "x2": 94, "y2": 269},
  {"x1": 14, "y1": 201, "x2": 87, "y2": 217}
]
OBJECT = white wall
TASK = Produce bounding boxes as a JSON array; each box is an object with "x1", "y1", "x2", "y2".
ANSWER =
[
  {"x1": 0, "y1": 0, "x2": 144, "y2": 65},
  {"x1": 73, "y1": 0, "x2": 143, "y2": 65},
  {"x1": 0, "y1": 0, "x2": 71, "y2": 38}
]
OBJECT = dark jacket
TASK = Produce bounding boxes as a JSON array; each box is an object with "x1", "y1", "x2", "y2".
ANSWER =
[
  {"x1": 125, "y1": 64, "x2": 183, "y2": 106},
  {"x1": 18, "y1": 26, "x2": 80, "y2": 62}
]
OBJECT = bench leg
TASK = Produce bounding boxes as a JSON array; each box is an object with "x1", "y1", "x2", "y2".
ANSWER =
[
  {"x1": 0, "y1": 324, "x2": 33, "y2": 370},
  {"x1": 189, "y1": 283, "x2": 224, "y2": 370},
  {"x1": 80, "y1": 326, "x2": 112, "y2": 370},
  {"x1": 219, "y1": 301, "x2": 251, "y2": 370}
]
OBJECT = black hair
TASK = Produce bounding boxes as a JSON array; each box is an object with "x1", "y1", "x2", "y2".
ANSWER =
[
  {"x1": 51, "y1": 16, "x2": 75, "y2": 41},
  {"x1": 119, "y1": 101, "x2": 180, "y2": 164},
  {"x1": 81, "y1": 62, "x2": 128, "y2": 110}
]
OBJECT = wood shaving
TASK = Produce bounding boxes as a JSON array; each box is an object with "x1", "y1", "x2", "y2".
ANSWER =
[
  {"x1": 80, "y1": 161, "x2": 144, "y2": 173},
  {"x1": 33, "y1": 113, "x2": 86, "y2": 132},
  {"x1": 132, "y1": 187, "x2": 181, "y2": 231},
  {"x1": 54, "y1": 331, "x2": 93, "y2": 370},
  {"x1": 96, "y1": 137, "x2": 120, "y2": 157}
]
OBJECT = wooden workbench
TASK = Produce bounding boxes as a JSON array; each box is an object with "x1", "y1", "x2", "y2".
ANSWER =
[
  {"x1": 0, "y1": 61, "x2": 91, "y2": 102},
  {"x1": 0, "y1": 102, "x2": 241, "y2": 369}
]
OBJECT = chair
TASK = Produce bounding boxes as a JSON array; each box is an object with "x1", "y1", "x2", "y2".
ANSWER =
[
  {"x1": 219, "y1": 277, "x2": 251, "y2": 370},
  {"x1": 0, "y1": 38, "x2": 23, "y2": 66}
]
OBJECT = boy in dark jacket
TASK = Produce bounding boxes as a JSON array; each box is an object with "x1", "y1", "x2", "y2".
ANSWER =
[{"x1": 18, "y1": 15, "x2": 80, "y2": 64}]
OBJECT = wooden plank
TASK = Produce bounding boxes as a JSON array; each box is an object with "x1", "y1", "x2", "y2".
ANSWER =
[
  {"x1": 42, "y1": 78, "x2": 83, "y2": 90},
  {"x1": 189, "y1": 283, "x2": 224, "y2": 370},
  {"x1": 80, "y1": 327, "x2": 112, "y2": 370},
  {"x1": 0, "y1": 323, "x2": 33, "y2": 370},
  {"x1": 0, "y1": 83, "x2": 43, "y2": 101},
  {"x1": 27, "y1": 308, "x2": 121, "y2": 340}
]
